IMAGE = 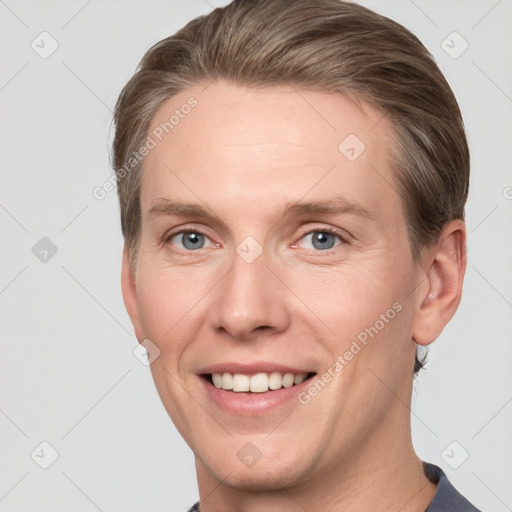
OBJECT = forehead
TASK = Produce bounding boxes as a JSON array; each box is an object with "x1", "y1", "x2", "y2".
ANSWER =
[{"x1": 141, "y1": 81, "x2": 401, "y2": 225}]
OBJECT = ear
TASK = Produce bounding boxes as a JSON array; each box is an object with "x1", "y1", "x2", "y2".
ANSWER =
[
  {"x1": 412, "y1": 220, "x2": 467, "y2": 346},
  {"x1": 121, "y1": 245, "x2": 145, "y2": 342}
]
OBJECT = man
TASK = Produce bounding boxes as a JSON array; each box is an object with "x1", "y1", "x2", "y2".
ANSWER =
[{"x1": 112, "y1": 0, "x2": 482, "y2": 510}]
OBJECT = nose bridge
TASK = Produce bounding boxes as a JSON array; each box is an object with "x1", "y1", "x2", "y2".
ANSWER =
[{"x1": 211, "y1": 247, "x2": 290, "y2": 339}]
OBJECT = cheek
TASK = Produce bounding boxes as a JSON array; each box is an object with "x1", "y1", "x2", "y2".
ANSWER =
[
  {"x1": 292, "y1": 266, "x2": 396, "y2": 328},
  {"x1": 289, "y1": 265, "x2": 413, "y2": 368},
  {"x1": 135, "y1": 264, "x2": 208, "y2": 349}
]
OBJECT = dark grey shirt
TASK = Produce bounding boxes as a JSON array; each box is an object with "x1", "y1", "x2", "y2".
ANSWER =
[
  {"x1": 187, "y1": 461, "x2": 483, "y2": 511},
  {"x1": 423, "y1": 462, "x2": 482, "y2": 511}
]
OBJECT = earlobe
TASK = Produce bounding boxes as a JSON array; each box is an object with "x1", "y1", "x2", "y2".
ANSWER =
[
  {"x1": 412, "y1": 220, "x2": 467, "y2": 346},
  {"x1": 121, "y1": 245, "x2": 145, "y2": 342}
]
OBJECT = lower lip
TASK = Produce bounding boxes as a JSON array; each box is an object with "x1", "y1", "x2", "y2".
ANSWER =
[{"x1": 200, "y1": 376, "x2": 313, "y2": 415}]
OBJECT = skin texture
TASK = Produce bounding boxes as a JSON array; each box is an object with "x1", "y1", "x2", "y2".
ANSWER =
[{"x1": 121, "y1": 81, "x2": 467, "y2": 512}]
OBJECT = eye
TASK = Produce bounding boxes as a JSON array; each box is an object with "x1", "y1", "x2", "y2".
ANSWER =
[
  {"x1": 168, "y1": 231, "x2": 213, "y2": 251},
  {"x1": 298, "y1": 229, "x2": 344, "y2": 251}
]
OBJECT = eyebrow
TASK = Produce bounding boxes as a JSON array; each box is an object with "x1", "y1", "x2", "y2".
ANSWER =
[{"x1": 147, "y1": 197, "x2": 376, "y2": 223}]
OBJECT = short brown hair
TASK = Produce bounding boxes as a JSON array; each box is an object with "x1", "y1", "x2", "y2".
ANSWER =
[{"x1": 112, "y1": 0, "x2": 470, "y2": 374}]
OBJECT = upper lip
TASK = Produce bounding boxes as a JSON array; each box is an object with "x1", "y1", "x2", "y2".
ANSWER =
[{"x1": 197, "y1": 362, "x2": 315, "y2": 376}]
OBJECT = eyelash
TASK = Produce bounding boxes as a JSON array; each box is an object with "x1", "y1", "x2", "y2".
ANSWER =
[
  {"x1": 296, "y1": 227, "x2": 348, "y2": 253},
  {"x1": 164, "y1": 226, "x2": 348, "y2": 252}
]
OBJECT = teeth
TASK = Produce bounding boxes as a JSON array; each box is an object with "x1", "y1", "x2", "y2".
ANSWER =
[
  {"x1": 211, "y1": 371, "x2": 309, "y2": 393},
  {"x1": 249, "y1": 373, "x2": 268, "y2": 393},
  {"x1": 268, "y1": 372, "x2": 282, "y2": 390},
  {"x1": 221, "y1": 372, "x2": 233, "y2": 390},
  {"x1": 212, "y1": 373, "x2": 223, "y2": 388},
  {"x1": 233, "y1": 374, "x2": 250, "y2": 392},
  {"x1": 282, "y1": 373, "x2": 294, "y2": 388}
]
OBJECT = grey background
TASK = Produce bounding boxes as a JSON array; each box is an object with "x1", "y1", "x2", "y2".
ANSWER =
[{"x1": 0, "y1": 0, "x2": 511, "y2": 511}]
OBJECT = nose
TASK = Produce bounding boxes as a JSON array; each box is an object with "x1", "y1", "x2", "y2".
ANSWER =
[{"x1": 210, "y1": 249, "x2": 291, "y2": 341}]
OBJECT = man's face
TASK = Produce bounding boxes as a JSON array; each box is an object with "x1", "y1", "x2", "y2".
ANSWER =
[{"x1": 123, "y1": 81, "x2": 425, "y2": 489}]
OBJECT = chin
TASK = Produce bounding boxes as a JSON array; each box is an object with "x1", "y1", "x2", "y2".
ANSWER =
[{"x1": 198, "y1": 441, "x2": 315, "y2": 491}]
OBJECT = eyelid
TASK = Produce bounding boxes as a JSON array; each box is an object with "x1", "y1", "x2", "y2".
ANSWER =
[
  {"x1": 164, "y1": 223, "x2": 210, "y2": 239},
  {"x1": 162, "y1": 223, "x2": 349, "y2": 252},
  {"x1": 163, "y1": 225, "x2": 218, "y2": 249},
  {"x1": 293, "y1": 225, "x2": 350, "y2": 247}
]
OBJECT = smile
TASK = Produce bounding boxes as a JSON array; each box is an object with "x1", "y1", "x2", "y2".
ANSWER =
[
  {"x1": 208, "y1": 371, "x2": 314, "y2": 393},
  {"x1": 198, "y1": 363, "x2": 317, "y2": 414}
]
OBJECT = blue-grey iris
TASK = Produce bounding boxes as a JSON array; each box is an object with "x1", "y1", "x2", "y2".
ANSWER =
[
  {"x1": 312, "y1": 232, "x2": 336, "y2": 250},
  {"x1": 182, "y1": 232, "x2": 205, "y2": 250}
]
